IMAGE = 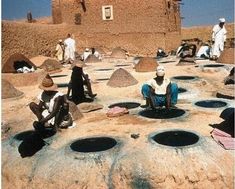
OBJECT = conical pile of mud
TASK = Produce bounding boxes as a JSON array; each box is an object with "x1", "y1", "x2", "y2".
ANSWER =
[
  {"x1": 2, "y1": 79, "x2": 24, "y2": 99},
  {"x1": 96, "y1": 47, "x2": 106, "y2": 55},
  {"x1": 2, "y1": 53, "x2": 37, "y2": 73},
  {"x1": 39, "y1": 59, "x2": 63, "y2": 73},
  {"x1": 68, "y1": 101, "x2": 83, "y2": 120},
  {"x1": 217, "y1": 48, "x2": 234, "y2": 64},
  {"x1": 30, "y1": 55, "x2": 50, "y2": 67},
  {"x1": 110, "y1": 47, "x2": 127, "y2": 59},
  {"x1": 135, "y1": 57, "x2": 159, "y2": 72},
  {"x1": 107, "y1": 68, "x2": 138, "y2": 87},
  {"x1": 85, "y1": 55, "x2": 101, "y2": 63}
]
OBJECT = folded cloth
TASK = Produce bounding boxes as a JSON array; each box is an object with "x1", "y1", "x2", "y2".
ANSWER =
[
  {"x1": 211, "y1": 128, "x2": 235, "y2": 150},
  {"x1": 106, "y1": 106, "x2": 129, "y2": 117}
]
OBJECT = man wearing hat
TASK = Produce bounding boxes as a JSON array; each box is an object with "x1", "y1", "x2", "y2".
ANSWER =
[
  {"x1": 211, "y1": 18, "x2": 227, "y2": 60},
  {"x1": 55, "y1": 39, "x2": 65, "y2": 63},
  {"x1": 141, "y1": 66, "x2": 178, "y2": 109},
  {"x1": 29, "y1": 74, "x2": 73, "y2": 133},
  {"x1": 67, "y1": 61, "x2": 97, "y2": 104}
]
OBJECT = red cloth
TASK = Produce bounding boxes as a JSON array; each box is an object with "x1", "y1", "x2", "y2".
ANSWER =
[{"x1": 211, "y1": 128, "x2": 235, "y2": 150}]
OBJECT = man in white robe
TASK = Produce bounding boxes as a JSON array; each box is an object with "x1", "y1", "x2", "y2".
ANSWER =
[
  {"x1": 64, "y1": 34, "x2": 76, "y2": 63},
  {"x1": 212, "y1": 18, "x2": 227, "y2": 59}
]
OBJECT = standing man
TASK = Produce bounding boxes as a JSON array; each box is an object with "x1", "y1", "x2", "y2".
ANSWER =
[
  {"x1": 64, "y1": 34, "x2": 76, "y2": 64},
  {"x1": 211, "y1": 18, "x2": 227, "y2": 60},
  {"x1": 55, "y1": 39, "x2": 65, "y2": 63}
]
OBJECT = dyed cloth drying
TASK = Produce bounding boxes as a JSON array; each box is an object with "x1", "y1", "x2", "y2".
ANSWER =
[
  {"x1": 211, "y1": 128, "x2": 235, "y2": 150},
  {"x1": 106, "y1": 106, "x2": 129, "y2": 117}
]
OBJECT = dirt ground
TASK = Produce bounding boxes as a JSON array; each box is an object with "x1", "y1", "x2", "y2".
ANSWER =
[{"x1": 2, "y1": 55, "x2": 235, "y2": 189}]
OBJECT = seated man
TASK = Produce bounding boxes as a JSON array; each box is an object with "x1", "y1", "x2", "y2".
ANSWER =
[
  {"x1": 67, "y1": 61, "x2": 97, "y2": 104},
  {"x1": 81, "y1": 48, "x2": 91, "y2": 61},
  {"x1": 196, "y1": 42, "x2": 211, "y2": 59},
  {"x1": 141, "y1": 66, "x2": 178, "y2": 109},
  {"x1": 176, "y1": 41, "x2": 197, "y2": 58},
  {"x1": 29, "y1": 74, "x2": 73, "y2": 133},
  {"x1": 156, "y1": 48, "x2": 168, "y2": 58},
  {"x1": 91, "y1": 47, "x2": 102, "y2": 60}
]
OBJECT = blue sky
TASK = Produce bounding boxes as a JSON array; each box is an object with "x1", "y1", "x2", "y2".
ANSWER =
[
  {"x1": 1, "y1": 0, "x2": 234, "y2": 27},
  {"x1": 181, "y1": 0, "x2": 234, "y2": 27}
]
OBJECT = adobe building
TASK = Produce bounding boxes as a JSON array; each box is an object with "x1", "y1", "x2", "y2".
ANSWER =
[{"x1": 52, "y1": 0, "x2": 182, "y2": 55}]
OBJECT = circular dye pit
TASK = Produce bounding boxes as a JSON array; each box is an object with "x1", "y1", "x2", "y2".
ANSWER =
[
  {"x1": 95, "y1": 68, "x2": 113, "y2": 71},
  {"x1": 195, "y1": 100, "x2": 227, "y2": 108},
  {"x1": 151, "y1": 130, "x2": 200, "y2": 147},
  {"x1": 115, "y1": 64, "x2": 131, "y2": 67},
  {"x1": 172, "y1": 76, "x2": 198, "y2": 81},
  {"x1": 57, "y1": 83, "x2": 69, "y2": 88},
  {"x1": 96, "y1": 78, "x2": 110, "y2": 81},
  {"x1": 70, "y1": 137, "x2": 117, "y2": 153},
  {"x1": 203, "y1": 64, "x2": 224, "y2": 68},
  {"x1": 51, "y1": 74, "x2": 68, "y2": 78},
  {"x1": 14, "y1": 130, "x2": 35, "y2": 141},
  {"x1": 14, "y1": 129, "x2": 55, "y2": 141},
  {"x1": 178, "y1": 87, "x2": 187, "y2": 93},
  {"x1": 139, "y1": 108, "x2": 186, "y2": 119},
  {"x1": 109, "y1": 102, "x2": 141, "y2": 109},
  {"x1": 159, "y1": 61, "x2": 176, "y2": 64}
]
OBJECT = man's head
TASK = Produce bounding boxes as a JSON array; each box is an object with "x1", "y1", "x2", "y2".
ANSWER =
[
  {"x1": 39, "y1": 74, "x2": 58, "y2": 92},
  {"x1": 219, "y1": 18, "x2": 225, "y2": 27},
  {"x1": 91, "y1": 48, "x2": 95, "y2": 54},
  {"x1": 67, "y1": 33, "x2": 71, "y2": 38},
  {"x1": 59, "y1": 39, "x2": 63, "y2": 44},
  {"x1": 156, "y1": 66, "x2": 165, "y2": 77}
]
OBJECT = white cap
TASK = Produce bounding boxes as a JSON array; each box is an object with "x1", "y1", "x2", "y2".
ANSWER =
[
  {"x1": 219, "y1": 18, "x2": 225, "y2": 23},
  {"x1": 156, "y1": 65, "x2": 165, "y2": 76},
  {"x1": 59, "y1": 39, "x2": 63, "y2": 42},
  {"x1": 85, "y1": 48, "x2": 90, "y2": 52}
]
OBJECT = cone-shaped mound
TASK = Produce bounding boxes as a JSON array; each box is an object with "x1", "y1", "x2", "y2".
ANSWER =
[
  {"x1": 2, "y1": 53, "x2": 37, "y2": 73},
  {"x1": 2, "y1": 79, "x2": 24, "y2": 99},
  {"x1": 110, "y1": 47, "x2": 127, "y2": 59},
  {"x1": 217, "y1": 48, "x2": 234, "y2": 64},
  {"x1": 68, "y1": 101, "x2": 83, "y2": 121},
  {"x1": 39, "y1": 59, "x2": 63, "y2": 72},
  {"x1": 30, "y1": 55, "x2": 50, "y2": 67},
  {"x1": 107, "y1": 68, "x2": 138, "y2": 87},
  {"x1": 85, "y1": 55, "x2": 101, "y2": 63},
  {"x1": 135, "y1": 57, "x2": 159, "y2": 72}
]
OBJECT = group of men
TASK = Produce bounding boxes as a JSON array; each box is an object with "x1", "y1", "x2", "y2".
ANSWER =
[
  {"x1": 55, "y1": 33, "x2": 102, "y2": 64},
  {"x1": 55, "y1": 33, "x2": 76, "y2": 64},
  {"x1": 30, "y1": 17, "x2": 227, "y2": 136},
  {"x1": 176, "y1": 18, "x2": 227, "y2": 60}
]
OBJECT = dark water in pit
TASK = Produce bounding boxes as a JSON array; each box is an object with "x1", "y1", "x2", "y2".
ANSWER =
[
  {"x1": 115, "y1": 64, "x2": 131, "y2": 67},
  {"x1": 51, "y1": 74, "x2": 68, "y2": 78},
  {"x1": 203, "y1": 64, "x2": 224, "y2": 68},
  {"x1": 109, "y1": 102, "x2": 141, "y2": 109},
  {"x1": 95, "y1": 69, "x2": 113, "y2": 71},
  {"x1": 195, "y1": 100, "x2": 227, "y2": 108},
  {"x1": 152, "y1": 130, "x2": 199, "y2": 147},
  {"x1": 96, "y1": 78, "x2": 110, "y2": 81},
  {"x1": 172, "y1": 76, "x2": 197, "y2": 80},
  {"x1": 178, "y1": 87, "x2": 187, "y2": 93},
  {"x1": 139, "y1": 108, "x2": 186, "y2": 119},
  {"x1": 57, "y1": 83, "x2": 69, "y2": 88},
  {"x1": 14, "y1": 129, "x2": 55, "y2": 141},
  {"x1": 70, "y1": 137, "x2": 117, "y2": 153}
]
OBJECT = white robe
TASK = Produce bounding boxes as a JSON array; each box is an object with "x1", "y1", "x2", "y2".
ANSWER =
[
  {"x1": 64, "y1": 37, "x2": 76, "y2": 61},
  {"x1": 212, "y1": 24, "x2": 227, "y2": 57}
]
